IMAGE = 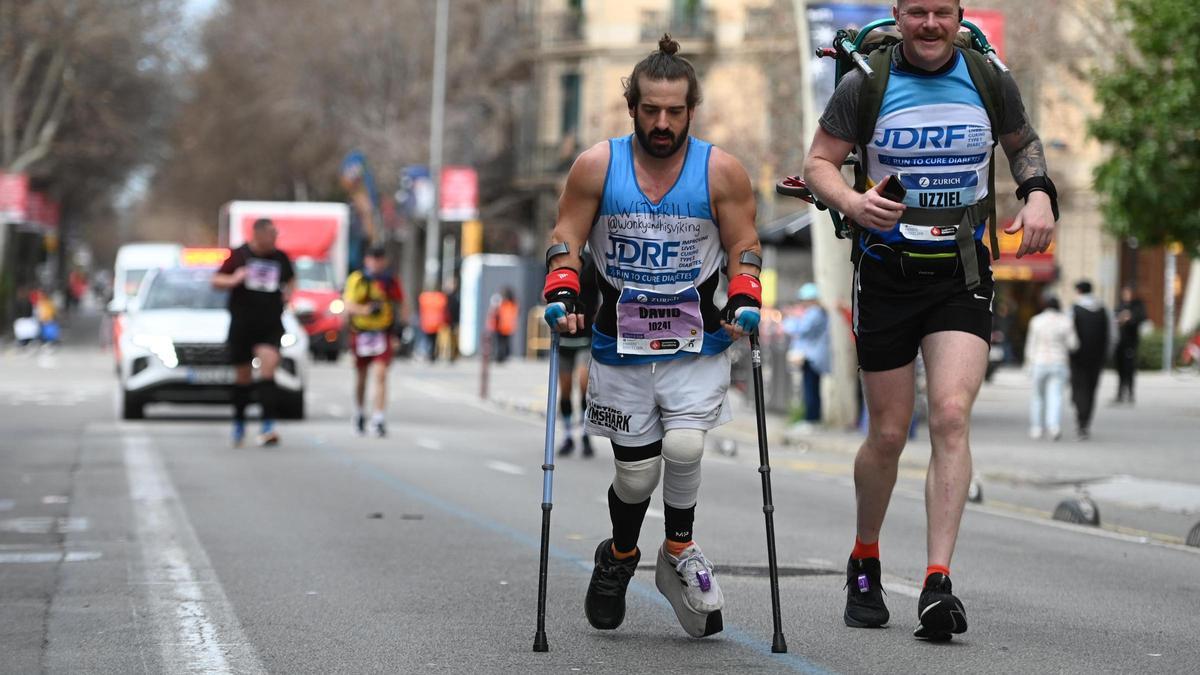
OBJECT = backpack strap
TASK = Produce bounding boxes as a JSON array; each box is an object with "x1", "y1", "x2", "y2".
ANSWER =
[
  {"x1": 852, "y1": 45, "x2": 895, "y2": 195},
  {"x1": 959, "y1": 47, "x2": 1005, "y2": 262}
]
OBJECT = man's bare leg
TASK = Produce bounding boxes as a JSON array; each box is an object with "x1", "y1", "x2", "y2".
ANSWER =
[
  {"x1": 855, "y1": 361, "x2": 917, "y2": 543},
  {"x1": 919, "y1": 331, "x2": 988, "y2": 569}
]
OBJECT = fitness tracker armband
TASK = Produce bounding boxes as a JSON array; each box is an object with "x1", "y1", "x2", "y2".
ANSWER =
[{"x1": 545, "y1": 242, "x2": 571, "y2": 270}]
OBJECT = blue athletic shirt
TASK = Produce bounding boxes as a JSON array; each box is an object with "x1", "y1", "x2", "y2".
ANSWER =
[
  {"x1": 864, "y1": 51, "x2": 992, "y2": 251},
  {"x1": 587, "y1": 134, "x2": 732, "y2": 365}
]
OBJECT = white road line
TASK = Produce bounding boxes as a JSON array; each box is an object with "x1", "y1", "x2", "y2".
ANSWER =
[
  {"x1": 0, "y1": 551, "x2": 102, "y2": 564},
  {"x1": 485, "y1": 460, "x2": 526, "y2": 476},
  {"x1": 416, "y1": 438, "x2": 442, "y2": 451},
  {"x1": 124, "y1": 433, "x2": 264, "y2": 675}
]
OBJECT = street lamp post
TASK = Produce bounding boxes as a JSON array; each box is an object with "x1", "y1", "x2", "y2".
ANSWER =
[{"x1": 424, "y1": 0, "x2": 449, "y2": 291}]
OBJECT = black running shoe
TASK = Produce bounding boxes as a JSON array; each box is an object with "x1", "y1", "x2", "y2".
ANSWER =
[
  {"x1": 844, "y1": 557, "x2": 889, "y2": 628},
  {"x1": 557, "y1": 436, "x2": 575, "y2": 457},
  {"x1": 585, "y1": 538, "x2": 639, "y2": 630},
  {"x1": 913, "y1": 573, "x2": 967, "y2": 641},
  {"x1": 354, "y1": 414, "x2": 366, "y2": 436},
  {"x1": 581, "y1": 435, "x2": 594, "y2": 458},
  {"x1": 373, "y1": 421, "x2": 386, "y2": 438}
]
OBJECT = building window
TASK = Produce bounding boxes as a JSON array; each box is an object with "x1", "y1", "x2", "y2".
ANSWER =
[{"x1": 560, "y1": 72, "x2": 581, "y2": 139}]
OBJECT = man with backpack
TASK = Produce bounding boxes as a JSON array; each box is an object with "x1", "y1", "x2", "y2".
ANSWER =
[
  {"x1": 343, "y1": 245, "x2": 407, "y2": 437},
  {"x1": 803, "y1": 0, "x2": 1058, "y2": 641}
]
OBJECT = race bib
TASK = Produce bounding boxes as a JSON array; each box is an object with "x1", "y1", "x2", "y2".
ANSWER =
[
  {"x1": 354, "y1": 331, "x2": 388, "y2": 358},
  {"x1": 244, "y1": 258, "x2": 281, "y2": 292},
  {"x1": 616, "y1": 286, "x2": 703, "y2": 356}
]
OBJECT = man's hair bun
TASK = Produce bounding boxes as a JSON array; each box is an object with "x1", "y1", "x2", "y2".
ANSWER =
[{"x1": 658, "y1": 34, "x2": 679, "y2": 55}]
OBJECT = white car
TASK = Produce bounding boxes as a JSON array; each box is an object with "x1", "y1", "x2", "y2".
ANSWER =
[{"x1": 118, "y1": 265, "x2": 309, "y2": 420}]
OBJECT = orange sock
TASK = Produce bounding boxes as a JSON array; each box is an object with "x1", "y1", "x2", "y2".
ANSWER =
[
  {"x1": 851, "y1": 537, "x2": 880, "y2": 560},
  {"x1": 611, "y1": 543, "x2": 638, "y2": 560},
  {"x1": 664, "y1": 539, "x2": 692, "y2": 558},
  {"x1": 926, "y1": 564, "x2": 950, "y2": 581}
]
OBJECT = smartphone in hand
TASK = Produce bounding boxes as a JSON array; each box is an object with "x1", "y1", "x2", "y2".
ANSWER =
[{"x1": 879, "y1": 175, "x2": 907, "y2": 203}]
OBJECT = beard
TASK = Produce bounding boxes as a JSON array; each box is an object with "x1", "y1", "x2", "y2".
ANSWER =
[{"x1": 634, "y1": 119, "x2": 689, "y2": 159}]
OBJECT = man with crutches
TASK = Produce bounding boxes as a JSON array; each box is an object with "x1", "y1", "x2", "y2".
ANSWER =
[{"x1": 540, "y1": 35, "x2": 763, "y2": 640}]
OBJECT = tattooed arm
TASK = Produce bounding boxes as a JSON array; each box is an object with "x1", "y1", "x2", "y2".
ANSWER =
[
  {"x1": 1000, "y1": 121, "x2": 1049, "y2": 184},
  {"x1": 999, "y1": 121, "x2": 1055, "y2": 257}
]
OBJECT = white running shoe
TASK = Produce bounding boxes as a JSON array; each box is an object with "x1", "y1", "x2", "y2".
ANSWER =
[{"x1": 655, "y1": 542, "x2": 724, "y2": 638}]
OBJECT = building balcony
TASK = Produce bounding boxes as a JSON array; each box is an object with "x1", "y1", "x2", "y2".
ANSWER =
[
  {"x1": 640, "y1": 9, "x2": 716, "y2": 43},
  {"x1": 538, "y1": 10, "x2": 586, "y2": 47}
]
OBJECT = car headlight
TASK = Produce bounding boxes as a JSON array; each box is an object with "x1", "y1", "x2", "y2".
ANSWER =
[
  {"x1": 328, "y1": 299, "x2": 345, "y2": 315},
  {"x1": 281, "y1": 333, "x2": 298, "y2": 348},
  {"x1": 132, "y1": 334, "x2": 178, "y2": 368}
]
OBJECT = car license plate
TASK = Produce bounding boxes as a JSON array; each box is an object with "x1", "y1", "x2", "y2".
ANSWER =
[{"x1": 187, "y1": 367, "x2": 235, "y2": 385}]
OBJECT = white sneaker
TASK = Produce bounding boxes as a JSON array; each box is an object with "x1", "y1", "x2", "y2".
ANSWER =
[
  {"x1": 655, "y1": 542, "x2": 724, "y2": 638},
  {"x1": 1029, "y1": 427, "x2": 1043, "y2": 440}
]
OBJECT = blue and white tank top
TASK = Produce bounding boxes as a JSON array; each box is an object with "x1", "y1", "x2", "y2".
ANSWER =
[
  {"x1": 588, "y1": 134, "x2": 731, "y2": 365},
  {"x1": 865, "y1": 51, "x2": 993, "y2": 249}
]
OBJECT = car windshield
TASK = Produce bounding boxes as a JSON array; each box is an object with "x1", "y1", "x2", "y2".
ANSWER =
[
  {"x1": 123, "y1": 269, "x2": 149, "y2": 298},
  {"x1": 141, "y1": 269, "x2": 228, "y2": 310},
  {"x1": 294, "y1": 258, "x2": 334, "y2": 291}
]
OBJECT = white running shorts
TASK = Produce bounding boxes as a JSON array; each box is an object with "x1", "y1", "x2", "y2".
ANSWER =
[{"x1": 585, "y1": 351, "x2": 732, "y2": 446}]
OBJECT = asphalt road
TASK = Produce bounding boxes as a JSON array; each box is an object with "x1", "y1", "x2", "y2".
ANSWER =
[{"x1": 1, "y1": 338, "x2": 1198, "y2": 674}]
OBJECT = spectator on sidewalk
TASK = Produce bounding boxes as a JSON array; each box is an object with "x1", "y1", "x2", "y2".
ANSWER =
[
  {"x1": 494, "y1": 287, "x2": 519, "y2": 363},
  {"x1": 783, "y1": 282, "x2": 830, "y2": 429},
  {"x1": 442, "y1": 277, "x2": 460, "y2": 363},
  {"x1": 1112, "y1": 285, "x2": 1146, "y2": 405},
  {"x1": 418, "y1": 288, "x2": 447, "y2": 362},
  {"x1": 1025, "y1": 295, "x2": 1077, "y2": 440},
  {"x1": 1069, "y1": 280, "x2": 1109, "y2": 440}
]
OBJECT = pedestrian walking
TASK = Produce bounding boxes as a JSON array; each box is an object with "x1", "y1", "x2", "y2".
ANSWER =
[
  {"x1": 1112, "y1": 284, "x2": 1146, "y2": 404},
  {"x1": 1069, "y1": 279, "x2": 1109, "y2": 440},
  {"x1": 417, "y1": 288, "x2": 447, "y2": 362},
  {"x1": 803, "y1": 0, "x2": 1058, "y2": 640},
  {"x1": 542, "y1": 34, "x2": 763, "y2": 638},
  {"x1": 343, "y1": 245, "x2": 407, "y2": 437},
  {"x1": 494, "y1": 288, "x2": 518, "y2": 363},
  {"x1": 443, "y1": 278, "x2": 460, "y2": 363},
  {"x1": 1024, "y1": 295, "x2": 1077, "y2": 440},
  {"x1": 783, "y1": 282, "x2": 830, "y2": 430},
  {"x1": 212, "y1": 217, "x2": 295, "y2": 447}
]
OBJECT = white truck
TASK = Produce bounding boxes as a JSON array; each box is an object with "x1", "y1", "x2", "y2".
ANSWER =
[{"x1": 219, "y1": 201, "x2": 351, "y2": 360}]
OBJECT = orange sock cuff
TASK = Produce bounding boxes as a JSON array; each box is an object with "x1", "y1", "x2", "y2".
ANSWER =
[
  {"x1": 851, "y1": 537, "x2": 879, "y2": 560},
  {"x1": 926, "y1": 564, "x2": 950, "y2": 580},
  {"x1": 611, "y1": 543, "x2": 638, "y2": 560},
  {"x1": 664, "y1": 539, "x2": 693, "y2": 558}
]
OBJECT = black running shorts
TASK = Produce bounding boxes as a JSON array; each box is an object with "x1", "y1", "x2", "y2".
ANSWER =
[
  {"x1": 852, "y1": 241, "x2": 994, "y2": 373},
  {"x1": 227, "y1": 316, "x2": 284, "y2": 365}
]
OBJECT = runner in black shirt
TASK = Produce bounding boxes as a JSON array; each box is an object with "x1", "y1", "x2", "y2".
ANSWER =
[{"x1": 213, "y1": 218, "x2": 295, "y2": 446}]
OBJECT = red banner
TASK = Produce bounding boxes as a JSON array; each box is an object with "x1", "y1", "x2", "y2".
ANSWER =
[
  {"x1": 440, "y1": 166, "x2": 479, "y2": 221},
  {"x1": 964, "y1": 9, "x2": 1005, "y2": 61},
  {"x1": 0, "y1": 172, "x2": 29, "y2": 223}
]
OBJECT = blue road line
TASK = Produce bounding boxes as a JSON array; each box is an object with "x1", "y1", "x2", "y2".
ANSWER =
[{"x1": 310, "y1": 436, "x2": 836, "y2": 674}]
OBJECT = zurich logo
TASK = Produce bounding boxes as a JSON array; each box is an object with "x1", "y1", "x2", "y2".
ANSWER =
[
  {"x1": 919, "y1": 177, "x2": 930, "y2": 188},
  {"x1": 636, "y1": 294, "x2": 648, "y2": 303}
]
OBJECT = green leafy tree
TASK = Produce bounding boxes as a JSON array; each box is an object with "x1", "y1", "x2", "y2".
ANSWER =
[{"x1": 1089, "y1": 0, "x2": 1200, "y2": 255}]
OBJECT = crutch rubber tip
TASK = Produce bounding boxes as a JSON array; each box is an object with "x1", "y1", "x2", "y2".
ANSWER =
[
  {"x1": 771, "y1": 633, "x2": 788, "y2": 653},
  {"x1": 532, "y1": 631, "x2": 549, "y2": 652}
]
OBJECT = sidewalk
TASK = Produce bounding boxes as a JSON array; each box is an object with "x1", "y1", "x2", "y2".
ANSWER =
[{"x1": 409, "y1": 353, "x2": 1200, "y2": 546}]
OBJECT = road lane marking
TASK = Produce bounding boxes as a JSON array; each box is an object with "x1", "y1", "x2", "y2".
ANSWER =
[
  {"x1": 416, "y1": 438, "x2": 442, "y2": 451},
  {"x1": 0, "y1": 551, "x2": 102, "y2": 564},
  {"x1": 485, "y1": 460, "x2": 526, "y2": 476},
  {"x1": 0, "y1": 517, "x2": 88, "y2": 534},
  {"x1": 124, "y1": 433, "x2": 264, "y2": 675}
]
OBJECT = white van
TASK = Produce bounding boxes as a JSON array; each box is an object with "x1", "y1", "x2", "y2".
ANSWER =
[{"x1": 108, "y1": 242, "x2": 183, "y2": 314}]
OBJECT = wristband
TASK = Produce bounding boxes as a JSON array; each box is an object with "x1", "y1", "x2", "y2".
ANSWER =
[
  {"x1": 726, "y1": 273, "x2": 762, "y2": 306},
  {"x1": 545, "y1": 242, "x2": 570, "y2": 269},
  {"x1": 543, "y1": 267, "x2": 580, "y2": 298},
  {"x1": 1016, "y1": 175, "x2": 1060, "y2": 221}
]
